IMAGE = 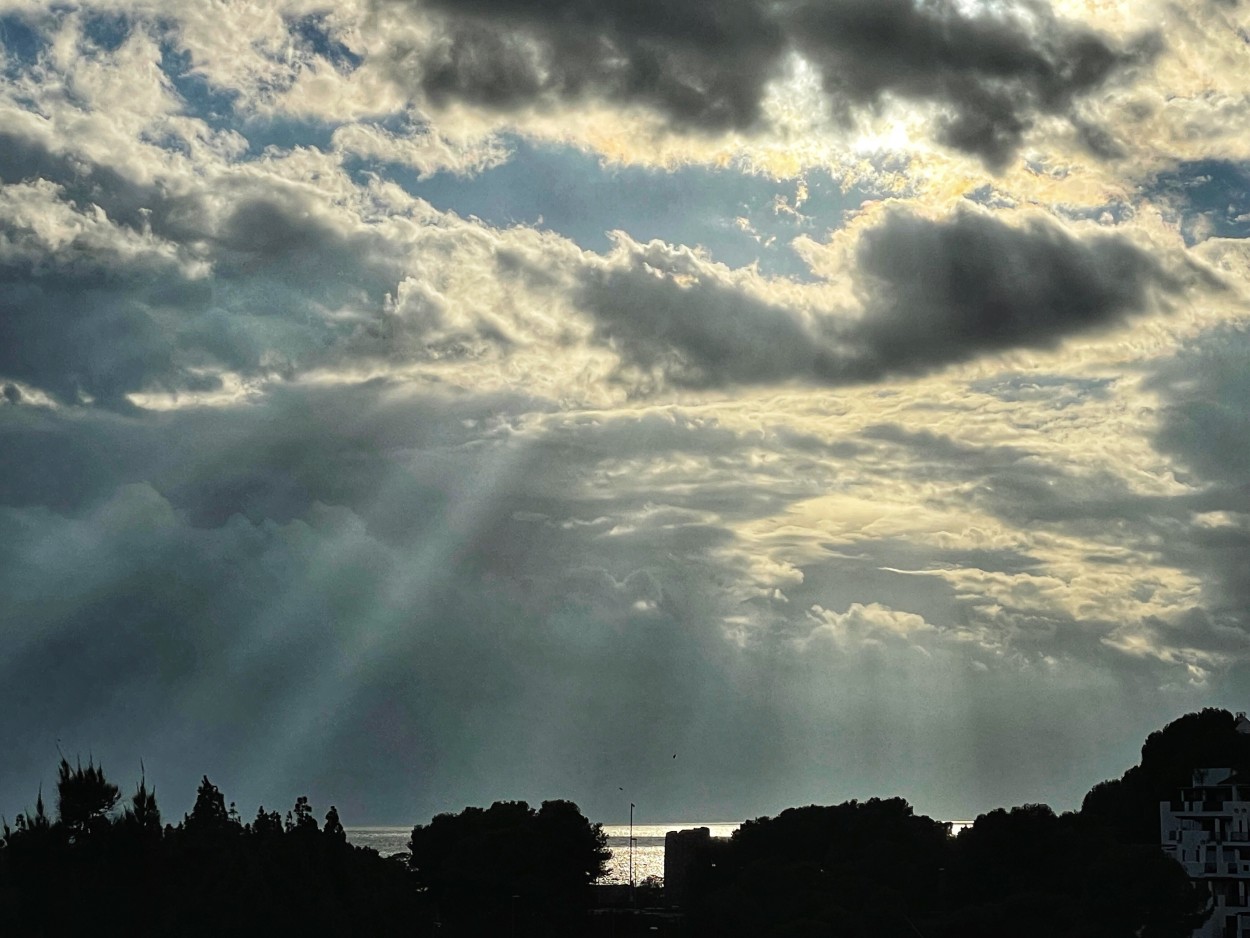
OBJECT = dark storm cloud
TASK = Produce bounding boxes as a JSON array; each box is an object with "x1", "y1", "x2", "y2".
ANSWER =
[
  {"x1": 0, "y1": 132, "x2": 209, "y2": 402},
  {"x1": 790, "y1": 0, "x2": 1146, "y2": 168},
  {"x1": 846, "y1": 208, "x2": 1197, "y2": 376},
  {"x1": 380, "y1": 0, "x2": 1148, "y2": 165},
  {"x1": 393, "y1": 0, "x2": 785, "y2": 131},
  {"x1": 577, "y1": 209, "x2": 1198, "y2": 389}
]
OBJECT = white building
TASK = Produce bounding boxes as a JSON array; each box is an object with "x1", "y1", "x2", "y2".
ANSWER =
[{"x1": 1161, "y1": 761, "x2": 1250, "y2": 938}]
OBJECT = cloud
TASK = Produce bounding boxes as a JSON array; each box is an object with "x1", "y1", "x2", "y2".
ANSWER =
[
  {"x1": 0, "y1": 5, "x2": 1211, "y2": 410},
  {"x1": 575, "y1": 235, "x2": 835, "y2": 390},
  {"x1": 331, "y1": 118, "x2": 510, "y2": 178},
  {"x1": 806, "y1": 601, "x2": 934, "y2": 644},
  {"x1": 1150, "y1": 325, "x2": 1250, "y2": 487},
  {"x1": 789, "y1": 0, "x2": 1150, "y2": 169},
  {"x1": 0, "y1": 384, "x2": 885, "y2": 820},
  {"x1": 576, "y1": 208, "x2": 1202, "y2": 390},
  {"x1": 1147, "y1": 325, "x2": 1250, "y2": 619},
  {"x1": 0, "y1": 379, "x2": 1216, "y2": 824},
  {"x1": 373, "y1": 0, "x2": 1148, "y2": 166},
  {"x1": 0, "y1": 120, "x2": 490, "y2": 404},
  {"x1": 845, "y1": 207, "x2": 1201, "y2": 377},
  {"x1": 384, "y1": 0, "x2": 787, "y2": 132},
  {"x1": 0, "y1": 166, "x2": 399, "y2": 404},
  {"x1": 0, "y1": 176, "x2": 204, "y2": 406},
  {"x1": 808, "y1": 374, "x2": 1250, "y2": 681}
]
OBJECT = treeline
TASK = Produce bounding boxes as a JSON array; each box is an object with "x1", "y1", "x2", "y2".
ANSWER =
[
  {"x1": 1083, "y1": 707, "x2": 1250, "y2": 844},
  {"x1": 682, "y1": 798, "x2": 1203, "y2": 937},
  {"x1": 409, "y1": 798, "x2": 611, "y2": 935},
  {"x1": 679, "y1": 708, "x2": 1250, "y2": 937},
  {"x1": 0, "y1": 761, "x2": 607, "y2": 937},
  {"x1": 0, "y1": 763, "x2": 421, "y2": 936},
  {"x1": 3, "y1": 708, "x2": 1245, "y2": 936}
]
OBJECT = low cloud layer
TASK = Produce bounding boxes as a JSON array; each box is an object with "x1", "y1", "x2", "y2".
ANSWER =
[{"x1": 0, "y1": 382, "x2": 1222, "y2": 824}]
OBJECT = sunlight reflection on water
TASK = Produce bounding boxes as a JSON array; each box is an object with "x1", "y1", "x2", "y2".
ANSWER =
[
  {"x1": 345, "y1": 822, "x2": 742, "y2": 885},
  {"x1": 347, "y1": 820, "x2": 970, "y2": 885},
  {"x1": 599, "y1": 823, "x2": 739, "y2": 885}
]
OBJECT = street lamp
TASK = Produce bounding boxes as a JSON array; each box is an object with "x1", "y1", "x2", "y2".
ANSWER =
[{"x1": 629, "y1": 802, "x2": 635, "y2": 896}]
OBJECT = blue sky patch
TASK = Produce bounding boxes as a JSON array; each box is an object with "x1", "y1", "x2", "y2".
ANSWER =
[
  {"x1": 240, "y1": 116, "x2": 338, "y2": 158},
  {"x1": 0, "y1": 15, "x2": 46, "y2": 74},
  {"x1": 160, "y1": 43, "x2": 240, "y2": 131},
  {"x1": 351, "y1": 137, "x2": 871, "y2": 278},
  {"x1": 290, "y1": 14, "x2": 363, "y2": 72},
  {"x1": 1148, "y1": 159, "x2": 1250, "y2": 245},
  {"x1": 81, "y1": 10, "x2": 133, "y2": 53}
]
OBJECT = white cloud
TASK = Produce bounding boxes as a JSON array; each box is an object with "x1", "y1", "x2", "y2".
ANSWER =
[{"x1": 807, "y1": 602, "x2": 935, "y2": 642}]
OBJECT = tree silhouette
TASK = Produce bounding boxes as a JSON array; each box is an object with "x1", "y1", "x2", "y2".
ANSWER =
[
  {"x1": 123, "y1": 769, "x2": 161, "y2": 836},
  {"x1": 0, "y1": 708, "x2": 1226, "y2": 937},
  {"x1": 1083, "y1": 708, "x2": 1250, "y2": 843},
  {"x1": 287, "y1": 795, "x2": 318, "y2": 834},
  {"x1": 408, "y1": 799, "x2": 608, "y2": 936},
  {"x1": 185, "y1": 776, "x2": 231, "y2": 836},
  {"x1": 324, "y1": 805, "x2": 346, "y2": 843},
  {"x1": 0, "y1": 761, "x2": 426, "y2": 936},
  {"x1": 686, "y1": 795, "x2": 1206, "y2": 938},
  {"x1": 56, "y1": 757, "x2": 119, "y2": 840},
  {"x1": 251, "y1": 806, "x2": 283, "y2": 839},
  {"x1": 13, "y1": 787, "x2": 51, "y2": 836}
]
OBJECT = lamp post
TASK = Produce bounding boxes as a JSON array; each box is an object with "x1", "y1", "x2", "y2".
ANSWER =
[{"x1": 629, "y1": 802, "x2": 635, "y2": 897}]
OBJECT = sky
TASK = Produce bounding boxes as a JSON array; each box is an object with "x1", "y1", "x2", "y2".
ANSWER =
[{"x1": 2, "y1": 0, "x2": 1250, "y2": 829}]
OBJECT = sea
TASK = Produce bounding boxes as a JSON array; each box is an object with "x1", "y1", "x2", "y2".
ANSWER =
[
  {"x1": 345, "y1": 822, "x2": 742, "y2": 885},
  {"x1": 346, "y1": 818, "x2": 972, "y2": 885}
]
